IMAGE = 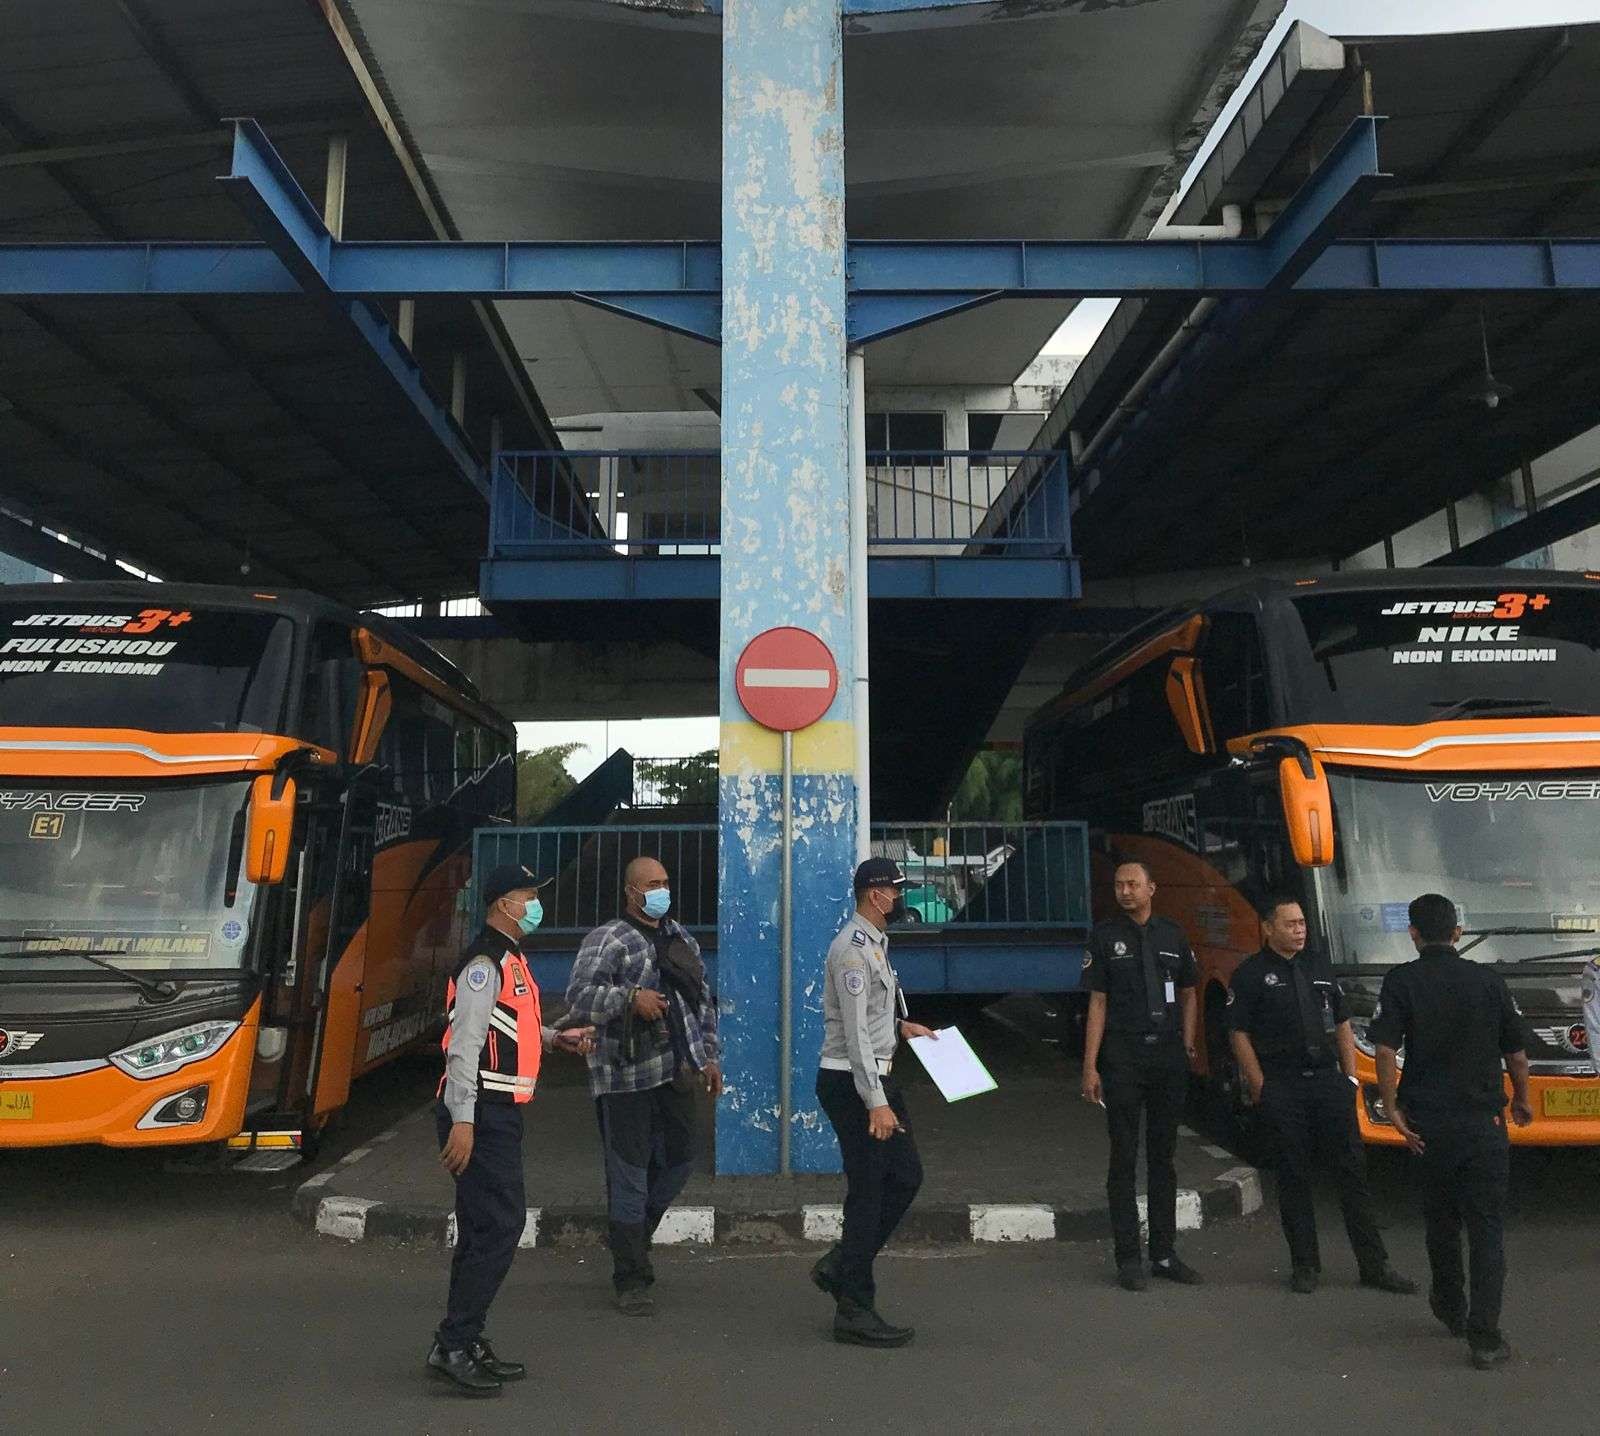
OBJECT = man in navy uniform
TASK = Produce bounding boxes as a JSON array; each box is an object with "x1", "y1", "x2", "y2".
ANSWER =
[
  {"x1": 1228, "y1": 894, "x2": 1414, "y2": 1298},
  {"x1": 1372, "y1": 893, "x2": 1532, "y2": 1370},
  {"x1": 1079, "y1": 860, "x2": 1203, "y2": 1291}
]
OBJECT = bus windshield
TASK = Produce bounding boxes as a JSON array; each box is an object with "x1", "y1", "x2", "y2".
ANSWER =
[
  {"x1": 0, "y1": 601, "x2": 295, "y2": 733},
  {"x1": 1287, "y1": 586, "x2": 1600, "y2": 725},
  {"x1": 1315, "y1": 769, "x2": 1600, "y2": 969},
  {"x1": 0, "y1": 781, "x2": 260, "y2": 973}
]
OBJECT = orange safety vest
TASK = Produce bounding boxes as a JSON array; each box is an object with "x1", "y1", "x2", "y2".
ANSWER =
[{"x1": 440, "y1": 935, "x2": 543, "y2": 1105}]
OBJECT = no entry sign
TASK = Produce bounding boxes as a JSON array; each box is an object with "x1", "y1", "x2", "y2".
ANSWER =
[{"x1": 735, "y1": 627, "x2": 839, "y2": 732}]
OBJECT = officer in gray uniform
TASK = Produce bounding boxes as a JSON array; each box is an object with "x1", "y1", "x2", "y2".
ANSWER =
[{"x1": 811, "y1": 857, "x2": 937, "y2": 1348}]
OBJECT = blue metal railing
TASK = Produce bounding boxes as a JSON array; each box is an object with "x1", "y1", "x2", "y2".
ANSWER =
[
  {"x1": 471, "y1": 820, "x2": 1089, "y2": 936},
  {"x1": 489, "y1": 449, "x2": 1072, "y2": 557}
]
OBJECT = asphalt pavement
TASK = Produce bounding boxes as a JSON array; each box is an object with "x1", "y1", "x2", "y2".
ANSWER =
[{"x1": 4, "y1": 1021, "x2": 1599, "y2": 1434}]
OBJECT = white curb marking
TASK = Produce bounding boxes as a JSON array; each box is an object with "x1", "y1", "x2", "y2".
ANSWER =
[
  {"x1": 1135, "y1": 1191, "x2": 1203, "y2": 1233},
  {"x1": 803, "y1": 1205, "x2": 844, "y2": 1242},
  {"x1": 297, "y1": 1170, "x2": 334, "y2": 1191},
  {"x1": 316, "y1": 1196, "x2": 378, "y2": 1241},
  {"x1": 518, "y1": 1209, "x2": 541, "y2": 1249},
  {"x1": 1202, "y1": 1144, "x2": 1234, "y2": 1160},
  {"x1": 653, "y1": 1207, "x2": 716, "y2": 1245},
  {"x1": 970, "y1": 1204, "x2": 1056, "y2": 1243},
  {"x1": 1217, "y1": 1166, "x2": 1264, "y2": 1216}
]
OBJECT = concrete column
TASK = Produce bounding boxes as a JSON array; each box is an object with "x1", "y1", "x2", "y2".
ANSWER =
[{"x1": 718, "y1": 0, "x2": 853, "y2": 1174}]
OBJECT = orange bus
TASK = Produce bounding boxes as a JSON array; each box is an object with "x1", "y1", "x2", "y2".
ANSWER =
[
  {"x1": 1024, "y1": 569, "x2": 1600, "y2": 1146},
  {"x1": 0, "y1": 583, "x2": 513, "y2": 1157}
]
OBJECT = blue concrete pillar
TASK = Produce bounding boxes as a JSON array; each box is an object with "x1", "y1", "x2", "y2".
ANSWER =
[{"x1": 717, "y1": 0, "x2": 854, "y2": 1175}]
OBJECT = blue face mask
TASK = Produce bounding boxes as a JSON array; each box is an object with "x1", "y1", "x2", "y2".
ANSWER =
[
  {"x1": 515, "y1": 898, "x2": 543, "y2": 935},
  {"x1": 641, "y1": 888, "x2": 671, "y2": 921}
]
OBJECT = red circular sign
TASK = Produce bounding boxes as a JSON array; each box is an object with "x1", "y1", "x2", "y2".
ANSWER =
[{"x1": 735, "y1": 628, "x2": 839, "y2": 732}]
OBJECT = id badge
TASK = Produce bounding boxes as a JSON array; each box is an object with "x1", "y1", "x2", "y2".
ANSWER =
[{"x1": 1164, "y1": 980, "x2": 1176, "y2": 1005}]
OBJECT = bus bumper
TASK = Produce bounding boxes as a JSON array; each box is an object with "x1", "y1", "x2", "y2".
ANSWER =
[
  {"x1": 0, "y1": 1024, "x2": 254, "y2": 1149},
  {"x1": 1355, "y1": 1074, "x2": 1600, "y2": 1147}
]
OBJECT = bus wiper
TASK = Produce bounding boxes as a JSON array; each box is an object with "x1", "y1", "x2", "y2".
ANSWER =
[
  {"x1": 1428, "y1": 696, "x2": 1562, "y2": 721},
  {"x1": 1459, "y1": 925, "x2": 1575, "y2": 955},
  {"x1": 1493, "y1": 946, "x2": 1600, "y2": 968},
  {"x1": 0, "y1": 938, "x2": 178, "y2": 1002}
]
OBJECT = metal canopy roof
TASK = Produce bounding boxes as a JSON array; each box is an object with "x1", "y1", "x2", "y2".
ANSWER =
[
  {"x1": 339, "y1": 0, "x2": 1278, "y2": 413},
  {"x1": 1047, "y1": 21, "x2": 1600, "y2": 579},
  {"x1": 0, "y1": 0, "x2": 558, "y2": 605}
]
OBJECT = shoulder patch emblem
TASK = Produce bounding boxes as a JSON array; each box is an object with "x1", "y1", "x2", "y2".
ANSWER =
[
  {"x1": 1372, "y1": 1000, "x2": 1382, "y2": 1021},
  {"x1": 1264, "y1": 972, "x2": 1282, "y2": 987},
  {"x1": 1080, "y1": 953, "x2": 1093, "y2": 970},
  {"x1": 844, "y1": 969, "x2": 866, "y2": 996},
  {"x1": 852, "y1": 930, "x2": 867, "y2": 947},
  {"x1": 1225, "y1": 987, "x2": 1235, "y2": 1005},
  {"x1": 465, "y1": 964, "x2": 491, "y2": 992},
  {"x1": 1112, "y1": 940, "x2": 1128, "y2": 957}
]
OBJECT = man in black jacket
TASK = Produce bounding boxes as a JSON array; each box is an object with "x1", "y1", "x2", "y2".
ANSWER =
[{"x1": 1372, "y1": 892, "x2": 1532, "y2": 1371}]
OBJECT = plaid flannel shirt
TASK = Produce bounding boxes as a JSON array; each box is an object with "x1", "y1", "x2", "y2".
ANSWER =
[{"x1": 565, "y1": 916, "x2": 718, "y2": 1096}]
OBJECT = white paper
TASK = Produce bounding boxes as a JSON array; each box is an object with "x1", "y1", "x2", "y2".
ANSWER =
[{"x1": 906, "y1": 1026, "x2": 998, "y2": 1102}]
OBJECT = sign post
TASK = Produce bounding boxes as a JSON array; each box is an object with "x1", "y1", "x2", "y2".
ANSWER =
[{"x1": 734, "y1": 627, "x2": 840, "y2": 1175}]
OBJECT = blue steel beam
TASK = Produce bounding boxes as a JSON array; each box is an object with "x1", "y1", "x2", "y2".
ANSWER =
[
  {"x1": 18, "y1": 235, "x2": 1600, "y2": 301},
  {"x1": 218, "y1": 119, "x2": 490, "y2": 499}
]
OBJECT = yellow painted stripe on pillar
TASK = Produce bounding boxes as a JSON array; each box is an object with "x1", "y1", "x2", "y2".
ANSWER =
[{"x1": 720, "y1": 719, "x2": 854, "y2": 776}]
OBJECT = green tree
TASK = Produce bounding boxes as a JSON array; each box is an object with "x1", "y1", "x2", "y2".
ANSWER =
[
  {"x1": 516, "y1": 742, "x2": 585, "y2": 822},
  {"x1": 634, "y1": 749, "x2": 718, "y2": 807},
  {"x1": 947, "y1": 748, "x2": 1023, "y2": 823}
]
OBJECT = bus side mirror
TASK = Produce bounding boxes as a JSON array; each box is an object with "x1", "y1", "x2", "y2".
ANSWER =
[
  {"x1": 246, "y1": 773, "x2": 296, "y2": 884},
  {"x1": 1278, "y1": 752, "x2": 1335, "y2": 868},
  {"x1": 1165, "y1": 657, "x2": 1212, "y2": 754},
  {"x1": 351, "y1": 669, "x2": 392, "y2": 764}
]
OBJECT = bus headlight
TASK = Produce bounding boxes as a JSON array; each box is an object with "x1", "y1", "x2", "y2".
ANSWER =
[{"x1": 111, "y1": 1021, "x2": 239, "y2": 1079}]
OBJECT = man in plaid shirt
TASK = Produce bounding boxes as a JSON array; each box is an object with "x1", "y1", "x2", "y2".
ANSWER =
[{"x1": 566, "y1": 855, "x2": 721, "y2": 1314}]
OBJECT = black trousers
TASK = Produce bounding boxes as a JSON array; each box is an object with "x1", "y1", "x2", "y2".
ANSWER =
[
  {"x1": 596, "y1": 1083, "x2": 698, "y2": 1293},
  {"x1": 816, "y1": 1068, "x2": 924, "y2": 1310},
  {"x1": 1258, "y1": 1068, "x2": 1387, "y2": 1275},
  {"x1": 1412, "y1": 1108, "x2": 1510, "y2": 1348},
  {"x1": 435, "y1": 1100, "x2": 525, "y2": 1351},
  {"x1": 1100, "y1": 1036, "x2": 1188, "y2": 1265}
]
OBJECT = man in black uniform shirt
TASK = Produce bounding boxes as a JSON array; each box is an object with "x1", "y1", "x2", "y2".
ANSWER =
[
  {"x1": 1371, "y1": 893, "x2": 1532, "y2": 1371},
  {"x1": 1227, "y1": 895, "x2": 1414, "y2": 1297},
  {"x1": 1080, "y1": 860, "x2": 1204, "y2": 1291}
]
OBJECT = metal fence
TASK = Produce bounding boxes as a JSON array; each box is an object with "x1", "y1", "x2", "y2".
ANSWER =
[
  {"x1": 489, "y1": 449, "x2": 1071, "y2": 556},
  {"x1": 631, "y1": 753, "x2": 718, "y2": 810},
  {"x1": 471, "y1": 820, "x2": 1088, "y2": 935}
]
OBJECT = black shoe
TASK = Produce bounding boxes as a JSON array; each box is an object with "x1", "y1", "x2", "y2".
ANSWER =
[
  {"x1": 1429, "y1": 1296, "x2": 1467, "y2": 1338},
  {"x1": 469, "y1": 1339, "x2": 526, "y2": 1382},
  {"x1": 1116, "y1": 1262, "x2": 1147, "y2": 1292},
  {"x1": 1151, "y1": 1256, "x2": 1204, "y2": 1286},
  {"x1": 1470, "y1": 1338, "x2": 1512, "y2": 1370},
  {"x1": 426, "y1": 1342, "x2": 502, "y2": 1397},
  {"x1": 616, "y1": 1288, "x2": 656, "y2": 1317},
  {"x1": 811, "y1": 1245, "x2": 842, "y2": 1299},
  {"x1": 1360, "y1": 1266, "x2": 1418, "y2": 1296},
  {"x1": 833, "y1": 1301, "x2": 914, "y2": 1348},
  {"x1": 1290, "y1": 1267, "x2": 1319, "y2": 1295}
]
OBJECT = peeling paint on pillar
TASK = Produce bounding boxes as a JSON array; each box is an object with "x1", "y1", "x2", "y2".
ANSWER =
[{"x1": 718, "y1": 0, "x2": 853, "y2": 1174}]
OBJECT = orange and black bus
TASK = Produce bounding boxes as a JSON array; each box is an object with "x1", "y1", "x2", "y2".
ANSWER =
[
  {"x1": 1024, "y1": 569, "x2": 1600, "y2": 1146},
  {"x1": 0, "y1": 583, "x2": 513, "y2": 1156}
]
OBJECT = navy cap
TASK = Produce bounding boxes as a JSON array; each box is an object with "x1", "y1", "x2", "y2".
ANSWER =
[
  {"x1": 482, "y1": 863, "x2": 551, "y2": 909},
  {"x1": 853, "y1": 856, "x2": 906, "y2": 893}
]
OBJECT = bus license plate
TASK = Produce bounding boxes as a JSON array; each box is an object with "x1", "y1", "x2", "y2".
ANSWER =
[
  {"x1": 1543, "y1": 1088, "x2": 1600, "y2": 1118},
  {"x1": 0, "y1": 1089, "x2": 35, "y2": 1120}
]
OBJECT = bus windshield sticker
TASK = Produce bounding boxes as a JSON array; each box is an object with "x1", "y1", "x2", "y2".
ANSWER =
[
  {"x1": 1424, "y1": 781, "x2": 1600, "y2": 802},
  {"x1": 19, "y1": 931, "x2": 213, "y2": 960},
  {"x1": 0, "y1": 791, "x2": 147, "y2": 812},
  {"x1": 2, "y1": 608, "x2": 197, "y2": 678}
]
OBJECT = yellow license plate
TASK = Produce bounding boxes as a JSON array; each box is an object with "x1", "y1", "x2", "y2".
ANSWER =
[
  {"x1": 1543, "y1": 1088, "x2": 1600, "y2": 1118},
  {"x1": 0, "y1": 1089, "x2": 35, "y2": 1120}
]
